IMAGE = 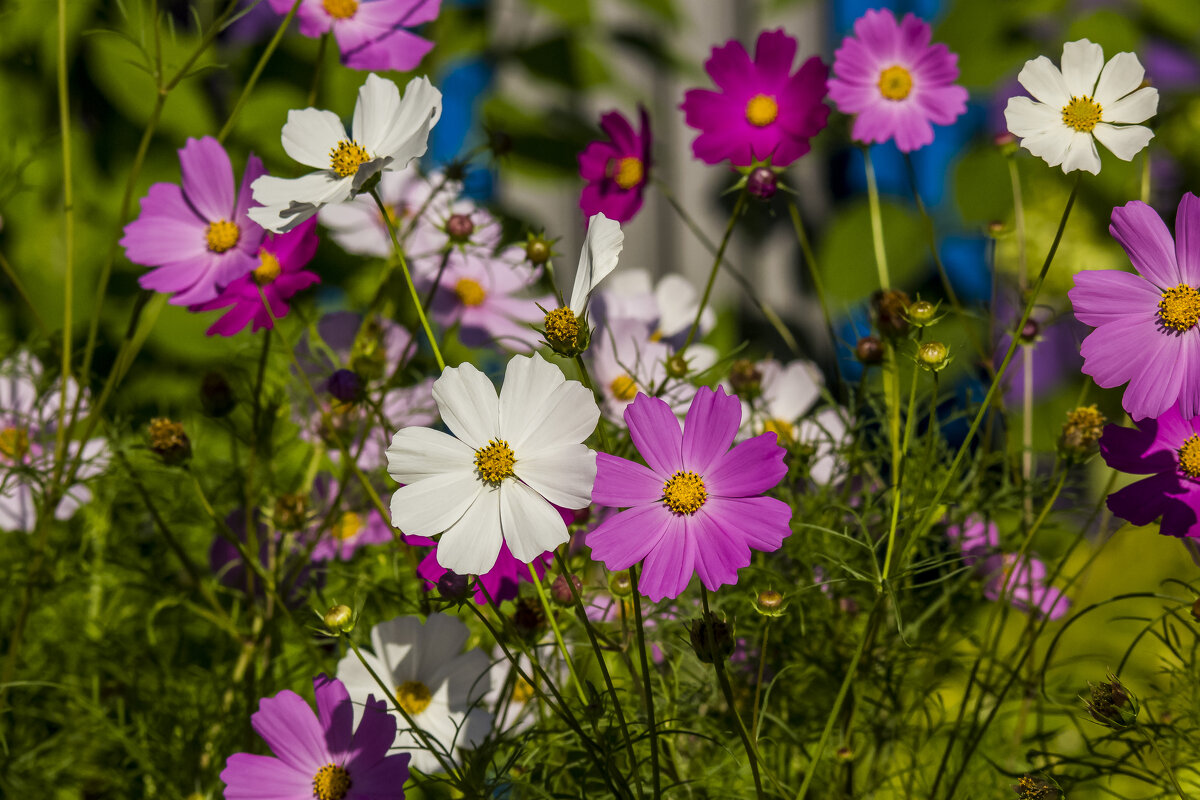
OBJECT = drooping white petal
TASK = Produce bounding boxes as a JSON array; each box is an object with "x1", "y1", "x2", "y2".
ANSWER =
[
  {"x1": 390, "y1": 471, "x2": 481, "y2": 536},
  {"x1": 1016, "y1": 55, "x2": 1071, "y2": 108},
  {"x1": 247, "y1": 172, "x2": 354, "y2": 232},
  {"x1": 1059, "y1": 39, "x2": 1104, "y2": 98},
  {"x1": 1093, "y1": 51, "x2": 1146, "y2": 107},
  {"x1": 432, "y1": 361, "x2": 500, "y2": 450},
  {"x1": 1093, "y1": 123, "x2": 1154, "y2": 162},
  {"x1": 514, "y1": 444, "x2": 597, "y2": 509},
  {"x1": 498, "y1": 354, "x2": 598, "y2": 453},
  {"x1": 1060, "y1": 130, "x2": 1102, "y2": 175},
  {"x1": 353, "y1": 74, "x2": 443, "y2": 168},
  {"x1": 568, "y1": 213, "x2": 624, "y2": 316},
  {"x1": 1102, "y1": 86, "x2": 1158, "y2": 124},
  {"x1": 1004, "y1": 96, "x2": 1062, "y2": 137},
  {"x1": 435, "y1": 485, "x2": 504, "y2": 575},
  {"x1": 281, "y1": 108, "x2": 347, "y2": 170},
  {"x1": 387, "y1": 426, "x2": 476, "y2": 484},
  {"x1": 499, "y1": 480, "x2": 570, "y2": 563}
]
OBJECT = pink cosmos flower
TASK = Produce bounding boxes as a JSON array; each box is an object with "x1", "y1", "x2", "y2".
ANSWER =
[
  {"x1": 1070, "y1": 194, "x2": 1200, "y2": 421},
  {"x1": 121, "y1": 137, "x2": 266, "y2": 306},
  {"x1": 578, "y1": 107, "x2": 651, "y2": 223},
  {"x1": 309, "y1": 476, "x2": 394, "y2": 562},
  {"x1": 190, "y1": 218, "x2": 320, "y2": 336},
  {"x1": 827, "y1": 9, "x2": 968, "y2": 152},
  {"x1": 681, "y1": 29, "x2": 829, "y2": 167},
  {"x1": 319, "y1": 165, "x2": 460, "y2": 258},
  {"x1": 428, "y1": 248, "x2": 551, "y2": 352},
  {"x1": 269, "y1": 0, "x2": 440, "y2": 72},
  {"x1": 404, "y1": 533, "x2": 553, "y2": 605},
  {"x1": 946, "y1": 515, "x2": 1069, "y2": 619},
  {"x1": 220, "y1": 674, "x2": 410, "y2": 799},
  {"x1": 588, "y1": 387, "x2": 792, "y2": 601}
]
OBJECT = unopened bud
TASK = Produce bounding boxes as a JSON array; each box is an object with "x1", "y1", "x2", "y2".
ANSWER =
[
  {"x1": 274, "y1": 492, "x2": 309, "y2": 532},
  {"x1": 855, "y1": 336, "x2": 883, "y2": 365},
  {"x1": 608, "y1": 570, "x2": 633, "y2": 597},
  {"x1": 729, "y1": 359, "x2": 763, "y2": 398},
  {"x1": 689, "y1": 612, "x2": 734, "y2": 664},
  {"x1": 746, "y1": 167, "x2": 778, "y2": 200},
  {"x1": 907, "y1": 299, "x2": 938, "y2": 326},
  {"x1": 917, "y1": 341, "x2": 950, "y2": 371},
  {"x1": 327, "y1": 369, "x2": 364, "y2": 403},
  {"x1": 525, "y1": 235, "x2": 553, "y2": 266},
  {"x1": 665, "y1": 353, "x2": 690, "y2": 380},
  {"x1": 987, "y1": 220, "x2": 1009, "y2": 238},
  {"x1": 754, "y1": 589, "x2": 786, "y2": 617},
  {"x1": 872, "y1": 289, "x2": 911, "y2": 338},
  {"x1": 1019, "y1": 319, "x2": 1040, "y2": 343},
  {"x1": 447, "y1": 213, "x2": 475, "y2": 242},
  {"x1": 437, "y1": 571, "x2": 470, "y2": 603},
  {"x1": 835, "y1": 746, "x2": 854, "y2": 762},
  {"x1": 511, "y1": 596, "x2": 547, "y2": 640},
  {"x1": 323, "y1": 604, "x2": 354, "y2": 633},
  {"x1": 148, "y1": 418, "x2": 191, "y2": 465},
  {"x1": 1085, "y1": 675, "x2": 1138, "y2": 729},
  {"x1": 551, "y1": 574, "x2": 583, "y2": 606},
  {"x1": 994, "y1": 132, "x2": 1018, "y2": 156},
  {"x1": 200, "y1": 371, "x2": 236, "y2": 418}
]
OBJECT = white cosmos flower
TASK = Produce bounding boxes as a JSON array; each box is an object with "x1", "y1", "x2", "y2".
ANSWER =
[
  {"x1": 598, "y1": 268, "x2": 715, "y2": 341},
  {"x1": 248, "y1": 73, "x2": 442, "y2": 233},
  {"x1": 386, "y1": 352, "x2": 599, "y2": 575},
  {"x1": 1004, "y1": 39, "x2": 1158, "y2": 175},
  {"x1": 336, "y1": 614, "x2": 493, "y2": 774},
  {"x1": 543, "y1": 213, "x2": 623, "y2": 353}
]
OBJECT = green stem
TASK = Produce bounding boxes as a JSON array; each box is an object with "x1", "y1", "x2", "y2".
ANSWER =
[
  {"x1": 881, "y1": 359, "x2": 921, "y2": 580},
  {"x1": 629, "y1": 566, "x2": 661, "y2": 799},
  {"x1": 526, "y1": 563, "x2": 589, "y2": 706},
  {"x1": 217, "y1": 0, "x2": 302, "y2": 143},
  {"x1": 680, "y1": 189, "x2": 748, "y2": 353},
  {"x1": 786, "y1": 200, "x2": 843, "y2": 384},
  {"x1": 862, "y1": 146, "x2": 890, "y2": 291},
  {"x1": 307, "y1": 31, "x2": 329, "y2": 107},
  {"x1": 1141, "y1": 726, "x2": 1190, "y2": 800},
  {"x1": 0, "y1": 250, "x2": 49, "y2": 337},
  {"x1": 54, "y1": 0, "x2": 75, "y2": 471}
]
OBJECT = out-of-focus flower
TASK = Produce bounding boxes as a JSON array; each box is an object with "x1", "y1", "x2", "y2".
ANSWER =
[
  {"x1": 946, "y1": 515, "x2": 1069, "y2": 619},
  {"x1": 681, "y1": 29, "x2": 829, "y2": 166},
  {"x1": 319, "y1": 165, "x2": 459, "y2": 258},
  {"x1": 1005, "y1": 39, "x2": 1157, "y2": 174},
  {"x1": 415, "y1": 200, "x2": 503, "y2": 263},
  {"x1": 122, "y1": 137, "x2": 265, "y2": 306},
  {"x1": 250, "y1": 74, "x2": 441, "y2": 232},
  {"x1": 594, "y1": 268, "x2": 714, "y2": 346},
  {"x1": 579, "y1": 107, "x2": 652, "y2": 223},
  {"x1": 828, "y1": 9, "x2": 968, "y2": 152},
  {"x1": 268, "y1": 0, "x2": 440, "y2": 72},
  {"x1": 428, "y1": 248, "x2": 550, "y2": 353},
  {"x1": 308, "y1": 475, "x2": 393, "y2": 562}
]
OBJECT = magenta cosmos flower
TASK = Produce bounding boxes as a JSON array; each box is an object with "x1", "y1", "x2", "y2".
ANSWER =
[
  {"x1": 403, "y1": 533, "x2": 553, "y2": 605},
  {"x1": 1100, "y1": 402, "x2": 1200, "y2": 538},
  {"x1": 578, "y1": 107, "x2": 651, "y2": 223},
  {"x1": 588, "y1": 387, "x2": 792, "y2": 601},
  {"x1": 190, "y1": 217, "x2": 320, "y2": 336},
  {"x1": 122, "y1": 137, "x2": 266, "y2": 306},
  {"x1": 827, "y1": 9, "x2": 968, "y2": 152},
  {"x1": 220, "y1": 674, "x2": 410, "y2": 800},
  {"x1": 681, "y1": 29, "x2": 830, "y2": 167},
  {"x1": 1070, "y1": 194, "x2": 1200, "y2": 421},
  {"x1": 269, "y1": 0, "x2": 440, "y2": 72}
]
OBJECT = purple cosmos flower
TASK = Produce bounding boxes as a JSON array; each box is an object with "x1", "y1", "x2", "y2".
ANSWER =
[
  {"x1": 403, "y1": 533, "x2": 553, "y2": 605},
  {"x1": 681, "y1": 29, "x2": 829, "y2": 167},
  {"x1": 588, "y1": 387, "x2": 792, "y2": 601},
  {"x1": 428, "y1": 248, "x2": 551, "y2": 352},
  {"x1": 220, "y1": 674, "x2": 410, "y2": 799},
  {"x1": 1069, "y1": 194, "x2": 1200, "y2": 420},
  {"x1": 946, "y1": 515, "x2": 1068, "y2": 619},
  {"x1": 121, "y1": 137, "x2": 266, "y2": 306},
  {"x1": 1100, "y1": 403, "x2": 1200, "y2": 538},
  {"x1": 579, "y1": 107, "x2": 652, "y2": 223},
  {"x1": 190, "y1": 217, "x2": 320, "y2": 336},
  {"x1": 268, "y1": 0, "x2": 440, "y2": 72},
  {"x1": 309, "y1": 476, "x2": 394, "y2": 562},
  {"x1": 827, "y1": 9, "x2": 968, "y2": 152}
]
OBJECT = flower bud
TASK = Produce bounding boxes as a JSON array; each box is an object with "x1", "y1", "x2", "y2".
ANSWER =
[
  {"x1": 148, "y1": 418, "x2": 191, "y2": 465},
  {"x1": 855, "y1": 336, "x2": 884, "y2": 365},
  {"x1": 551, "y1": 574, "x2": 583, "y2": 606},
  {"x1": 754, "y1": 589, "x2": 787, "y2": 617},
  {"x1": 274, "y1": 492, "x2": 309, "y2": 532},
  {"x1": 323, "y1": 604, "x2": 354, "y2": 633},
  {"x1": 1084, "y1": 675, "x2": 1139, "y2": 729},
  {"x1": 665, "y1": 353, "x2": 690, "y2": 380},
  {"x1": 525, "y1": 234, "x2": 553, "y2": 266},
  {"x1": 608, "y1": 570, "x2": 633, "y2": 597},
  {"x1": 746, "y1": 167, "x2": 778, "y2": 200},
  {"x1": 987, "y1": 220, "x2": 1009, "y2": 238},
  {"x1": 917, "y1": 341, "x2": 950, "y2": 371},
  {"x1": 872, "y1": 289, "x2": 911, "y2": 338},
  {"x1": 689, "y1": 612, "x2": 734, "y2": 664},
  {"x1": 437, "y1": 571, "x2": 470, "y2": 603},
  {"x1": 1192, "y1": 596, "x2": 1200, "y2": 623},
  {"x1": 327, "y1": 369, "x2": 364, "y2": 404},
  {"x1": 1058, "y1": 405, "x2": 1106, "y2": 462},
  {"x1": 728, "y1": 359, "x2": 763, "y2": 399},
  {"x1": 906, "y1": 299, "x2": 939, "y2": 327},
  {"x1": 835, "y1": 746, "x2": 854, "y2": 762},
  {"x1": 994, "y1": 132, "x2": 1018, "y2": 156},
  {"x1": 200, "y1": 371, "x2": 236, "y2": 418},
  {"x1": 447, "y1": 213, "x2": 475, "y2": 242}
]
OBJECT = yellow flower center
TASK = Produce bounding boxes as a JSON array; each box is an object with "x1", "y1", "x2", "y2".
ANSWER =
[
  {"x1": 878, "y1": 65, "x2": 913, "y2": 100},
  {"x1": 329, "y1": 140, "x2": 370, "y2": 178},
  {"x1": 1158, "y1": 285, "x2": 1200, "y2": 332},
  {"x1": 662, "y1": 470, "x2": 707, "y2": 515},
  {"x1": 396, "y1": 679, "x2": 432, "y2": 715},
  {"x1": 1061, "y1": 95, "x2": 1103, "y2": 133},
  {"x1": 611, "y1": 157, "x2": 644, "y2": 190},
  {"x1": 332, "y1": 511, "x2": 362, "y2": 540},
  {"x1": 475, "y1": 439, "x2": 516, "y2": 486},
  {"x1": 321, "y1": 0, "x2": 358, "y2": 19},
  {"x1": 745, "y1": 94, "x2": 779, "y2": 127},
  {"x1": 609, "y1": 374, "x2": 638, "y2": 401},
  {"x1": 455, "y1": 277, "x2": 486, "y2": 307},
  {"x1": 205, "y1": 219, "x2": 240, "y2": 253},
  {"x1": 1180, "y1": 434, "x2": 1200, "y2": 478},
  {"x1": 312, "y1": 763, "x2": 352, "y2": 800},
  {"x1": 762, "y1": 417, "x2": 796, "y2": 443},
  {"x1": 0, "y1": 426, "x2": 30, "y2": 461},
  {"x1": 252, "y1": 249, "x2": 282, "y2": 285},
  {"x1": 543, "y1": 307, "x2": 580, "y2": 349},
  {"x1": 512, "y1": 677, "x2": 535, "y2": 703}
]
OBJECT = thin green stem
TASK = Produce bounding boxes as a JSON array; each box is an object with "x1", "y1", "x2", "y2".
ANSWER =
[
  {"x1": 1141, "y1": 726, "x2": 1190, "y2": 800},
  {"x1": 862, "y1": 146, "x2": 890, "y2": 291},
  {"x1": 54, "y1": 0, "x2": 75, "y2": 470},
  {"x1": 629, "y1": 566, "x2": 661, "y2": 799},
  {"x1": 787, "y1": 200, "x2": 843, "y2": 384},
  {"x1": 881, "y1": 360, "x2": 921, "y2": 580},
  {"x1": 217, "y1": 0, "x2": 302, "y2": 143},
  {"x1": 307, "y1": 31, "x2": 329, "y2": 107},
  {"x1": 0, "y1": 251, "x2": 49, "y2": 337},
  {"x1": 527, "y1": 564, "x2": 589, "y2": 706},
  {"x1": 680, "y1": 189, "x2": 748, "y2": 353}
]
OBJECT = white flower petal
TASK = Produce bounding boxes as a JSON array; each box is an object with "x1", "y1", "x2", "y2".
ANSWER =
[
  {"x1": 568, "y1": 213, "x2": 624, "y2": 315},
  {"x1": 432, "y1": 648, "x2": 492, "y2": 709},
  {"x1": 390, "y1": 471, "x2": 481, "y2": 537},
  {"x1": 1018, "y1": 124, "x2": 1074, "y2": 168},
  {"x1": 281, "y1": 108, "x2": 346, "y2": 170},
  {"x1": 1102, "y1": 86, "x2": 1158, "y2": 124},
  {"x1": 1004, "y1": 96, "x2": 1062, "y2": 137},
  {"x1": 1092, "y1": 51, "x2": 1145, "y2": 106},
  {"x1": 1016, "y1": 55, "x2": 1071, "y2": 107},
  {"x1": 764, "y1": 360, "x2": 822, "y2": 422},
  {"x1": 436, "y1": 485, "x2": 504, "y2": 575},
  {"x1": 248, "y1": 172, "x2": 353, "y2": 232},
  {"x1": 410, "y1": 614, "x2": 470, "y2": 680},
  {"x1": 353, "y1": 74, "x2": 443, "y2": 168},
  {"x1": 514, "y1": 444, "x2": 597, "y2": 509},
  {"x1": 335, "y1": 646, "x2": 384, "y2": 697},
  {"x1": 498, "y1": 354, "x2": 598, "y2": 452},
  {"x1": 499, "y1": 480, "x2": 569, "y2": 563},
  {"x1": 433, "y1": 362, "x2": 500, "y2": 450},
  {"x1": 655, "y1": 273, "x2": 709, "y2": 337},
  {"x1": 1060, "y1": 130, "x2": 1102, "y2": 174},
  {"x1": 1093, "y1": 123, "x2": 1154, "y2": 162},
  {"x1": 1060, "y1": 39, "x2": 1104, "y2": 98},
  {"x1": 386, "y1": 427, "x2": 475, "y2": 484}
]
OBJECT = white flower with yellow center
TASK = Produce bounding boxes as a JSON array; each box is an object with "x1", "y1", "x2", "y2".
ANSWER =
[
  {"x1": 542, "y1": 213, "x2": 624, "y2": 354},
  {"x1": 336, "y1": 614, "x2": 493, "y2": 774},
  {"x1": 1004, "y1": 39, "x2": 1158, "y2": 175},
  {"x1": 249, "y1": 73, "x2": 442, "y2": 233},
  {"x1": 386, "y1": 352, "x2": 599, "y2": 574}
]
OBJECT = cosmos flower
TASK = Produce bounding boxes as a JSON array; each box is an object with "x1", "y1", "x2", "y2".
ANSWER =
[
  {"x1": 268, "y1": 0, "x2": 439, "y2": 73},
  {"x1": 386, "y1": 353, "x2": 599, "y2": 575},
  {"x1": 335, "y1": 614, "x2": 492, "y2": 774},
  {"x1": 428, "y1": 248, "x2": 551, "y2": 353},
  {"x1": 220, "y1": 674, "x2": 410, "y2": 799},
  {"x1": 1005, "y1": 39, "x2": 1157, "y2": 174},
  {"x1": 319, "y1": 165, "x2": 460, "y2": 258},
  {"x1": 827, "y1": 9, "x2": 968, "y2": 152},
  {"x1": 579, "y1": 107, "x2": 652, "y2": 223},
  {"x1": 403, "y1": 532, "x2": 554, "y2": 605},
  {"x1": 594, "y1": 268, "x2": 714, "y2": 345},
  {"x1": 249, "y1": 74, "x2": 442, "y2": 233},
  {"x1": 681, "y1": 29, "x2": 829, "y2": 166},
  {"x1": 121, "y1": 136, "x2": 266, "y2": 306},
  {"x1": 1069, "y1": 194, "x2": 1200, "y2": 420},
  {"x1": 588, "y1": 318, "x2": 712, "y2": 425},
  {"x1": 414, "y1": 199, "x2": 504, "y2": 263},
  {"x1": 542, "y1": 213, "x2": 624, "y2": 355},
  {"x1": 588, "y1": 387, "x2": 792, "y2": 601},
  {"x1": 309, "y1": 475, "x2": 393, "y2": 562},
  {"x1": 946, "y1": 515, "x2": 1069, "y2": 619}
]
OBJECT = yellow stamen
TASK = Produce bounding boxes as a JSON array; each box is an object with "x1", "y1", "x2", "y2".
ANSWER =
[
  {"x1": 1061, "y1": 95, "x2": 1102, "y2": 133},
  {"x1": 455, "y1": 277, "x2": 486, "y2": 307},
  {"x1": 662, "y1": 470, "x2": 707, "y2": 515},
  {"x1": 205, "y1": 219, "x2": 240, "y2": 253},
  {"x1": 312, "y1": 763, "x2": 352, "y2": 800},
  {"x1": 253, "y1": 249, "x2": 282, "y2": 285},
  {"x1": 609, "y1": 374, "x2": 638, "y2": 401},
  {"x1": 745, "y1": 94, "x2": 779, "y2": 127},
  {"x1": 321, "y1": 0, "x2": 358, "y2": 19},
  {"x1": 543, "y1": 307, "x2": 580, "y2": 349},
  {"x1": 329, "y1": 140, "x2": 370, "y2": 178},
  {"x1": 396, "y1": 680, "x2": 432, "y2": 715},
  {"x1": 877, "y1": 65, "x2": 913, "y2": 100},
  {"x1": 475, "y1": 439, "x2": 516, "y2": 485},
  {"x1": 612, "y1": 157, "x2": 644, "y2": 190},
  {"x1": 1159, "y1": 285, "x2": 1200, "y2": 332},
  {"x1": 332, "y1": 511, "x2": 362, "y2": 541},
  {"x1": 0, "y1": 426, "x2": 30, "y2": 462},
  {"x1": 1180, "y1": 434, "x2": 1200, "y2": 478}
]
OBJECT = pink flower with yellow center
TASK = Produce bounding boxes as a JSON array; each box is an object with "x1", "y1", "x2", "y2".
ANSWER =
[
  {"x1": 269, "y1": 0, "x2": 440, "y2": 72},
  {"x1": 578, "y1": 107, "x2": 652, "y2": 223}
]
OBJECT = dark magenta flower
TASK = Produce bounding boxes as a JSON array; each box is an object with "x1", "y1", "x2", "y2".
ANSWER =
[
  {"x1": 588, "y1": 387, "x2": 792, "y2": 601},
  {"x1": 681, "y1": 29, "x2": 829, "y2": 167},
  {"x1": 827, "y1": 9, "x2": 968, "y2": 152},
  {"x1": 268, "y1": 0, "x2": 439, "y2": 72},
  {"x1": 403, "y1": 533, "x2": 553, "y2": 605},
  {"x1": 190, "y1": 217, "x2": 320, "y2": 336},
  {"x1": 578, "y1": 107, "x2": 651, "y2": 223},
  {"x1": 1101, "y1": 403, "x2": 1200, "y2": 538},
  {"x1": 221, "y1": 674, "x2": 409, "y2": 799}
]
